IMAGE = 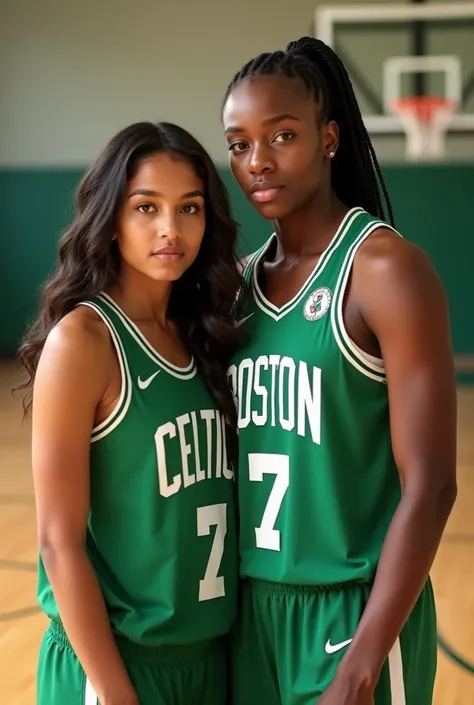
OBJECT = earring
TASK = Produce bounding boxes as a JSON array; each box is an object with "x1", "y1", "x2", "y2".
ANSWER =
[{"x1": 329, "y1": 151, "x2": 336, "y2": 158}]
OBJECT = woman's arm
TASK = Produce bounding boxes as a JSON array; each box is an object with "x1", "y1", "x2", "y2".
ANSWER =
[
  {"x1": 32, "y1": 310, "x2": 139, "y2": 705},
  {"x1": 320, "y1": 232, "x2": 457, "y2": 704}
]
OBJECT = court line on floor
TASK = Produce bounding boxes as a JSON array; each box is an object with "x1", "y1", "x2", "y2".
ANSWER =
[
  {"x1": 0, "y1": 558, "x2": 40, "y2": 621},
  {"x1": 437, "y1": 530, "x2": 474, "y2": 674},
  {"x1": 0, "y1": 558, "x2": 36, "y2": 572},
  {"x1": 441, "y1": 533, "x2": 474, "y2": 543},
  {"x1": 0, "y1": 606, "x2": 41, "y2": 622},
  {"x1": 0, "y1": 493, "x2": 35, "y2": 505},
  {"x1": 437, "y1": 633, "x2": 474, "y2": 677}
]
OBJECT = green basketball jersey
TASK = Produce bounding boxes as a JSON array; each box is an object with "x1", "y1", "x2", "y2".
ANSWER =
[
  {"x1": 37, "y1": 293, "x2": 237, "y2": 645},
  {"x1": 229, "y1": 207, "x2": 401, "y2": 586}
]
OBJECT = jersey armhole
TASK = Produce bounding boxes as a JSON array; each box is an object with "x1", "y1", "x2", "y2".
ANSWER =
[
  {"x1": 78, "y1": 301, "x2": 132, "y2": 442},
  {"x1": 330, "y1": 220, "x2": 402, "y2": 383}
]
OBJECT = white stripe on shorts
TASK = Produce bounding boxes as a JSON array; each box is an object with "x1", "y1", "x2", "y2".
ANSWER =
[
  {"x1": 85, "y1": 678, "x2": 99, "y2": 705},
  {"x1": 388, "y1": 637, "x2": 407, "y2": 705}
]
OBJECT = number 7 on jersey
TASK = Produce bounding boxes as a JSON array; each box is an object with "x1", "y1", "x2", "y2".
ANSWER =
[
  {"x1": 197, "y1": 503, "x2": 227, "y2": 601},
  {"x1": 249, "y1": 453, "x2": 289, "y2": 551}
]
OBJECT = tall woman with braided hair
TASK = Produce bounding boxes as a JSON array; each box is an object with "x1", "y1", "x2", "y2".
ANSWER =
[{"x1": 223, "y1": 37, "x2": 456, "y2": 705}]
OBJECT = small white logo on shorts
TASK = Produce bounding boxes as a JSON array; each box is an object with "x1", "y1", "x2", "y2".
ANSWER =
[
  {"x1": 324, "y1": 638, "x2": 353, "y2": 654},
  {"x1": 303, "y1": 287, "x2": 332, "y2": 321}
]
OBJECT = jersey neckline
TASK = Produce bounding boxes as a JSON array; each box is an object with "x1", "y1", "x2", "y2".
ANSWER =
[
  {"x1": 251, "y1": 207, "x2": 365, "y2": 322},
  {"x1": 97, "y1": 292, "x2": 197, "y2": 379}
]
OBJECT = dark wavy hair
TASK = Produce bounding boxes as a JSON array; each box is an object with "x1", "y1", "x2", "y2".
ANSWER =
[
  {"x1": 15, "y1": 121, "x2": 245, "y2": 452},
  {"x1": 223, "y1": 36, "x2": 395, "y2": 226}
]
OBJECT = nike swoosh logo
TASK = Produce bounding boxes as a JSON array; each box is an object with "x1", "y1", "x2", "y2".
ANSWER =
[
  {"x1": 137, "y1": 370, "x2": 161, "y2": 390},
  {"x1": 324, "y1": 638, "x2": 352, "y2": 654},
  {"x1": 235, "y1": 312, "x2": 255, "y2": 327}
]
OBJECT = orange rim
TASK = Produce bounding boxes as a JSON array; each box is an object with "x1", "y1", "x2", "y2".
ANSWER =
[{"x1": 389, "y1": 96, "x2": 457, "y2": 123}]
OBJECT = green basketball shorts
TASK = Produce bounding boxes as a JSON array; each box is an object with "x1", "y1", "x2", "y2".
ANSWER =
[
  {"x1": 230, "y1": 578, "x2": 437, "y2": 705},
  {"x1": 37, "y1": 619, "x2": 228, "y2": 705}
]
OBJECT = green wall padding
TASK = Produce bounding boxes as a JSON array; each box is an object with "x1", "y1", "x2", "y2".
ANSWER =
[
  {"x1": 1, "y1": 165, "x2": 473, "y2": 357},
  {"x1": 0, "y1": 170, "x2": 79, "y2": 354}
]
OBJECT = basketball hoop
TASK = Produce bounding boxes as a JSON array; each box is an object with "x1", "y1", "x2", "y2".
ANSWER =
[
  {"x1": 382, "y1": 55, "x2": 462, "y2": 161},
  {"x1": 388, "y1": 96, "x2": 458, "y2": 160}
]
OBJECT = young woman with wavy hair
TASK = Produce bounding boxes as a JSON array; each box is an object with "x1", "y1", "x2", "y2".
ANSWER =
[{"x1": 16, "y1": 121, "x2": 244, "y2": 705}]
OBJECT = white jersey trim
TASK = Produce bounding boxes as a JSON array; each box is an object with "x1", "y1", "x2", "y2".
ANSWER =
[
  {"x1": 331, "y1": 219, "x2": 401, "y2": 381},
  {"x1": 99, "y1": 293, "x2": 197, "y2": 380},
  {"x1": 252, "y1": 207, "x2": 365, "y2": 322},
  {"x1": 243, "y1": 246, "x2": 266, "y2": 284},
  {"x1": 351, "y1": 338, "x2": 384, "y2": 369},
  {"x1": 79, "y1": 302, "x2": 133, "y2": 443}
]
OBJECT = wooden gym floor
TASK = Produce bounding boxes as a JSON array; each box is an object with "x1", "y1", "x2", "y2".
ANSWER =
[{"x1": 0, "y1": 359, "x2": 473, "y2": 704}]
